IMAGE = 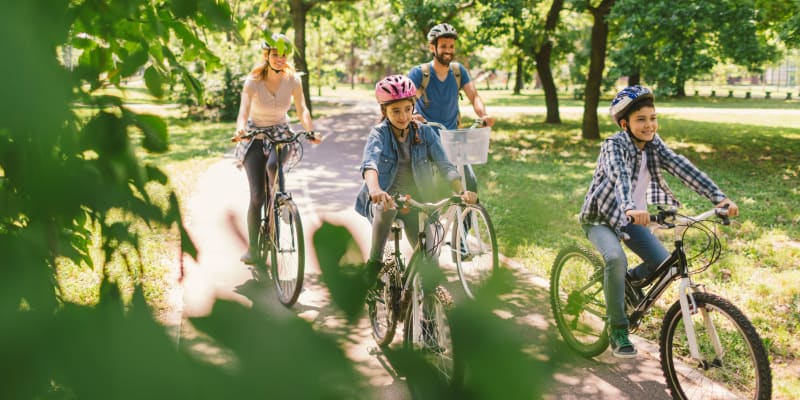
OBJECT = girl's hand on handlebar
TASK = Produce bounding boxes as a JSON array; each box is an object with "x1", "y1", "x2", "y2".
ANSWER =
[
  {"x1": 232, "y1": 128, "x2": 249, "y2": 143},
  {"x1": 306, "y1": 131, "x2": 323, "y2": 144},
  {"x1": 369, "y1": 189, "x2": 395, "y2": 209},
  {"x1": 460, "y1": 190, "x2": 478, "y2": 205},
  {"x1": 715, "y1": 198, "x2": 739, "y2": 217},
  {"x1": 626, "y1": 209, "x2": 650, "y2": 225}
]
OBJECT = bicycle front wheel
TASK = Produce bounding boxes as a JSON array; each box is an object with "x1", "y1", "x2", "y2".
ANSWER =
[
  {"x1": 368, "y1": 263, "x2": 400, "y2": 347},
  {"x1": 549, "y1": 246, "x2": 609, "y2": 357},
  {"x1": 452, "y1": 204, "x2": 498, "y2": 299},
  {"x1": 404, "y1": 273, "x2": 455, "y2": 393},
  {"x1": 660, "y1": 292, "x2": 771, "y2": 400},
  {"x1": 270, "y1": 199, "x2": 305, "y2": 307}
]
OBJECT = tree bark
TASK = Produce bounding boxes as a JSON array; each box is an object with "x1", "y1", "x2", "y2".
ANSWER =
[
  {"x1": 514, "y1": 55, "x2": 524, "y2": 94},
  {"x1": 289, "y1": 0, "x2": 314, "y2": 115},
  {"x1": 582, "y1": 0, "x2": 615, "y2": 140},
  {"x1": 534, "y1": 0, "x2": 564, "y2": 124}
]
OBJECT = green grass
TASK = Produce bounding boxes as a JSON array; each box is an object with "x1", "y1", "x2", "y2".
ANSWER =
[{"x1": 474, "y1": 113, "x2": 800, "y2": 399}]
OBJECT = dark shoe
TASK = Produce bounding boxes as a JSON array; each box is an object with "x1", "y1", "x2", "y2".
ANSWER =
[
  {"x1": 240, "y1": 251, "x2": 256, "y2": 265},
  {"x1": 626, "y1": 270, "x2": 647, "y2": 288},
  {"x1": 609, "y1": 327, "x2": 638, "y2": 358}
]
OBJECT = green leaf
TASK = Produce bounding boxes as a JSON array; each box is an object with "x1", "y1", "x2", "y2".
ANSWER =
[
  {"x1": 130, "y1": 113, "x2": 168, "y2": 153},
  {"x1": 170, "y1": 0, "x2": 198, "y2": 19},
  {"x1": 143, "y1": 66, "x2": 164, "y2": 98},
  {"x1": 119, "y1": 46, "x2": 149, "y2": 77},
  {"x1": 313, "y1": 222, "x2": 368, "y2": 323}
]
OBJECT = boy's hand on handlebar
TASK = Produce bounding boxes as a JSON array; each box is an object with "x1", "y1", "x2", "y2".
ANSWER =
[
  {"x1": 626, "y1": 209, "x2": 650, "y2": 226},
  {"x1": 369, "y1": 189, "x2": 395, "y2": 209},
  {"x1": 460, "y1": 191, "x2": 478, "y2": 205},
  {"x1": 715, "y1": 198, "x2": 739, "y2": 217}
]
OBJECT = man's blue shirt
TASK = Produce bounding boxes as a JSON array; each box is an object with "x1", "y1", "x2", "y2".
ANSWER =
[{"x1": 408, "y1": 62, "x2": 472, "y2": 130}]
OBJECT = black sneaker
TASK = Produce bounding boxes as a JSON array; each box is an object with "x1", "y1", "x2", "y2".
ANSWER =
[
  {"x1": 626, "y1": 270, "x2": 647, "y2": 288},
  {"x1": 609, "y1": 327, "x2": 638, "y2": 358}
]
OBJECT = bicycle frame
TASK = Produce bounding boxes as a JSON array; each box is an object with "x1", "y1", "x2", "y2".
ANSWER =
[{"x1": 627, "y1": 207, "x2": 728, "y2": 363}]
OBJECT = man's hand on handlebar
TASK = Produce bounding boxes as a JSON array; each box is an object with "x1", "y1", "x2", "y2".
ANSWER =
[{"x1": 460, "y1": 190, "x2": 478, "y2": 205}]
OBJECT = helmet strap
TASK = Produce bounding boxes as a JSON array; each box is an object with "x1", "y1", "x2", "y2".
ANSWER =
[{"x1": 388, "y1": 121, "x2": 409, "y2": 139}]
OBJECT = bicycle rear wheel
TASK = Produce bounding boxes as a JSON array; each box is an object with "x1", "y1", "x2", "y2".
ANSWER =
[
  {"x1": 368, "y1": 262, "x2": 400, "y2": 347},
  {"x1": 404, "y1": 272, "x2": 455, "y2": 394},
  {"x1": 452, "y1": 204, "x2": 498, "y2": 299},
  {"x1": 660, "y1": 292, "x2": 771, "y2": 400},
  {"x1": 270, "y1": 199, "x2": 305, "y2": 307},
  {"x1": 549, "y1": 246, "x2": 609, "y2": 357}
]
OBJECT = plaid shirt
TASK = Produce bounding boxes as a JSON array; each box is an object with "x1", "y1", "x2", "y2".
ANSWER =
[{"x1": 580, "y1": 131, "x2": 727, "y2": 237}]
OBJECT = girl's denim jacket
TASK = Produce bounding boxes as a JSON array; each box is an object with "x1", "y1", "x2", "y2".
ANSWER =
[{"x1": 355, "y1": 120, "x2": 460, "y2": 218}]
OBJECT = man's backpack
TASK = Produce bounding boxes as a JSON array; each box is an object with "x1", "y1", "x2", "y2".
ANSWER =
[{"x1": 418, "y1": 61, "x2": 462, "y2": 109}]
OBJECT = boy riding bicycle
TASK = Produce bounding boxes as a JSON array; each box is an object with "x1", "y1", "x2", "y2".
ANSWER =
[{"x1": 579, "y1": 85, "x2": 739, "y2": 358}]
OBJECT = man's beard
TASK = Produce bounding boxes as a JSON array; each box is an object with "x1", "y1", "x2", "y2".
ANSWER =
[{"x1": 435, "y1": 52, "x2": 453, "y2": 66}]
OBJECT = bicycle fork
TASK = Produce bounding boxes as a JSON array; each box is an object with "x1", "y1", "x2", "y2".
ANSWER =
[{"x1": 678, "y1": 277, "x2": 724, "y2": 367}]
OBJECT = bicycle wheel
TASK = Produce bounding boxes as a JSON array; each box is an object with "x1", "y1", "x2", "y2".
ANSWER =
[
  {"x1": 270, "y1": 199, "x2": 305, "y2": 307},
  {"x1": 660, "y1": 292, "x2": 771, "y2": 400},
  {"x1": 452, "y1": 204, "x2": 498, "y2": 299},
  {"x1": 404, "y1": 272, "x2": 455, "y2": 389},
  {"x1": 368, "y1": 261, "x2": 400, "y2": 347},
  {"x1": 549, "y1": 246, "x2": 609, "y2": 357}
]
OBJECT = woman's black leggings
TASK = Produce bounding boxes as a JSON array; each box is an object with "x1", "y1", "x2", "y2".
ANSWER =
[{"x1": 242, "y1": 140, "x2": 289, "y2": 252}]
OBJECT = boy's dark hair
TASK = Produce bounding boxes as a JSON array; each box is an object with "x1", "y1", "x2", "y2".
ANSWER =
[{"x1": 619, "y1": 96, "x2": 655, "y2": 125}]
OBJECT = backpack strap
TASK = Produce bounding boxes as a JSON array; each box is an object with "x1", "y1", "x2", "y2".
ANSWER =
[
  {"x1": 418, "y1": 62, "x2": 463, "y2": 113},
  {"x1": 419, "y1": 63, "x2": 431, "y2": 108}
]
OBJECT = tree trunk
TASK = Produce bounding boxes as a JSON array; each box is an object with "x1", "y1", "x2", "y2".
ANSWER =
[
  {"x1": 535, "y1": 0, "x2": 564, "y2": 124},
  {"x1": 628, "y1": 70, "x2": 640, "y2": 86},
  {"x1": 514, "y1": 55, "x2": 524, "y2": 94},
  {"x1": 290, "y1": 0, "x2": 314, "y2": 116},
  {"x1": 581, "y1": 0, "x2": 616, "y2": 140}
]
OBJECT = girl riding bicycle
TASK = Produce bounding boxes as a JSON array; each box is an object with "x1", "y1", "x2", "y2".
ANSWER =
[
  {"x1": 233, "y1": 32, "x2": 320, "y2": 265},
  {"x1": 355, "y1": 75, "x2": 477, "y2": 275},
  {"x1": 579, "y1": 85, "x2": 739, "y2": 358}
]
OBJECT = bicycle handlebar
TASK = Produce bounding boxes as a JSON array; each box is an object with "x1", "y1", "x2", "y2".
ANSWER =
[
  {"x1": 629, "y1": 206, "x2": 731, "y2": 228},
  {"x1": 230, "y1": 128, "x2": 321, "y2": 144},
  {"x1": 393, "y1": 194, "x2": 463, "y2": 215},
  {"x1": 423, "y1": 117, "x2": 487, "y2": 131}
]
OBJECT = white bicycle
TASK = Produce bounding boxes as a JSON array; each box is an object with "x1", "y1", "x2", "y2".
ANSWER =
[{"x1": 428, "y1": 119, "x2": 499, "y2": 300}]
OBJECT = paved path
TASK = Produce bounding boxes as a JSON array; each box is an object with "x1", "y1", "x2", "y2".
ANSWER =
[{"x1": 177, "y1": 102, "x2": 672, "y2": 399}]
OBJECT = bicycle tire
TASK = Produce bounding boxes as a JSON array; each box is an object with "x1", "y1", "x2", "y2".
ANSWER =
[
  {"x1": 368, "y1": 262, "x2": 400, "y2": 347},
  {"x1": 270, "y1": 199, "x2": 305, "y2": 307},
  {"x1": 452, "y1": 204, "x2": 499, "y2": 300},
  {"x1": 403, "y1": 272, "x2": 456, "y2": 396},
  {"x1": 549, "y1": 245, "x2": 610, "y2": 357},
  {"x1": 660, "y1": 292, "x2": 771, "y2": 400}
]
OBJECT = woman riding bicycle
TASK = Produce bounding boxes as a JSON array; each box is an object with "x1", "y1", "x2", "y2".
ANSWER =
[
  {"x1": 578, "y1": 85, "x2": 739, "y2": 358},
  {"x1": 355, "y1": 75, "x2": 477, "y2": 276},
  {"x1": 233, "y1": 32, "x2": 320, "y2": 265}
]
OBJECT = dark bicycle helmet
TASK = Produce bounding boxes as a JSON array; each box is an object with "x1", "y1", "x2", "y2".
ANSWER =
[
  {"x1": 610, "y1": 85, "x2": 654, "y2": 127},
  {"x1": 261, "y1": 32, "x2": 294, "y2": 56},
  {"x1": 427, "y1": 23, "x2": 458, "y2": 43}
]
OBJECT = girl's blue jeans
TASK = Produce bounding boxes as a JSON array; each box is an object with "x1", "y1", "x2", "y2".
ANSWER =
[{"x1": 582, "y1": 223, "x2": 670, "y2": 328}]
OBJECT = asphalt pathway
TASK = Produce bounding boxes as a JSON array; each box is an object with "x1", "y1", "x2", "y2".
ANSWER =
[{"x1": 177, "y1": 101, "x2": 672, "y2": 399}]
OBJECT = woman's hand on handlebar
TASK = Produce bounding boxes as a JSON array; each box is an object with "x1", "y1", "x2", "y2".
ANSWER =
[
  {"x1": 306, "y1": 131, "x2": 323, "y2": 145},
  {"x1": 460, "y1": 190, "x2": 478, "y2": 205},
  {"x1": 715, "y1": 198, "x2": 739, "y2": 217},
  {"x1": 626, "y1": 209, "x2": 650, "y2": 226},
  {"x1": 369, "y1": 189, "x2": 395, "y2": 209}
]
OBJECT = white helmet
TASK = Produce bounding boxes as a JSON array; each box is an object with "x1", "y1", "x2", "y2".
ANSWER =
[{"x1": 427, "y1": 23, "x2": 457, "y2": 43}]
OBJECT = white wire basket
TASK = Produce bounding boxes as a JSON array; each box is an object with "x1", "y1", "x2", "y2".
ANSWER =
[{"x1": 439, "y1": 127, "x2": 491, "y2": 165}]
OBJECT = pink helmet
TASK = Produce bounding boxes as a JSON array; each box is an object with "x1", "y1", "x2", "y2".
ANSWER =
[{"x1": 375, "y1": 75, "x2": 416, "y2": 105}]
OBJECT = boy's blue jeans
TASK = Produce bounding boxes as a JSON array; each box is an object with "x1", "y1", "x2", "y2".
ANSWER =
[{"x1": 582, "y1": 223, "x2": 670, "y2": 328}]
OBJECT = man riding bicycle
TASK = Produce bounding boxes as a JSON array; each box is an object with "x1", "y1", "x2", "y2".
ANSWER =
[{"x1": 408, "y1": 22, "x2": 495, "y2": 194}]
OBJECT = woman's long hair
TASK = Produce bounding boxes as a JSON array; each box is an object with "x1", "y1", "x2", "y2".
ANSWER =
[{"x1": 248, "y1": 49, "x2": 296, "y2": 80}]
